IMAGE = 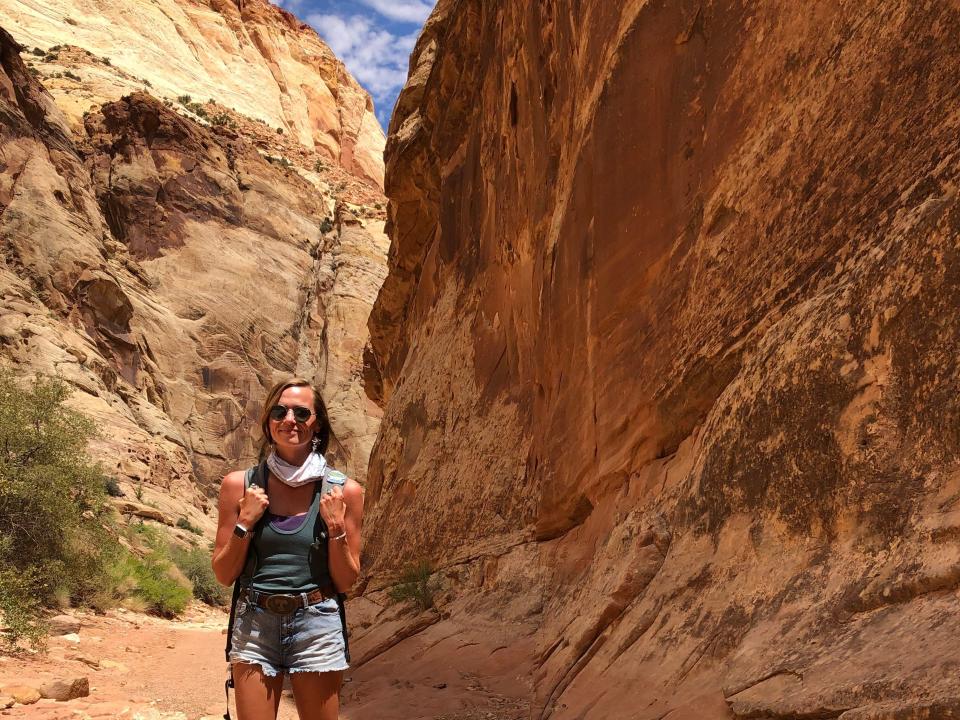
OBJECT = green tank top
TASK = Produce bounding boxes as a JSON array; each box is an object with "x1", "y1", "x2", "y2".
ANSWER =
[{"x1": 247, "y1": 477, "x2": 321, "y2": 594}]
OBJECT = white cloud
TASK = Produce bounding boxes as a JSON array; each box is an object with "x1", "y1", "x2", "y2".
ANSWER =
[
  {"x1": 274, "y1": 0, "x2": 305, "y2": 13},
  {"x1": 309, "y1": 13, "x2": 418, "y2": 101},
  {"x1": 356, "y1": 0, "x2": 434, "y2": 24}
]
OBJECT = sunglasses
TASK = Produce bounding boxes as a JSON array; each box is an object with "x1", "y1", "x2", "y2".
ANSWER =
[{"x1": 268, "y1": 404, "x2": 314, "y2": 423}]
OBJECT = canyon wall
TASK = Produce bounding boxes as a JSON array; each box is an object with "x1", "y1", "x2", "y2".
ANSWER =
[
  {"x1": 363, "y1": 0, "x2": 960, "y2": 717},
  {"x1": 0, "y1": 0, "x2": 384, "y2": 186},
  {"x1": 0, "y1": 19, "x2": 386, "y2": 533}
]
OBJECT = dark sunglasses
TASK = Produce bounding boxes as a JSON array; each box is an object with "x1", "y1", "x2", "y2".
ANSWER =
[{"x1": 268, "y1": 404, "x2": 313, "y2": 423}]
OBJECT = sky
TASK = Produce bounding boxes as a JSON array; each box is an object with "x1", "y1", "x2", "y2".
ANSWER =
[{"x1": 275, "y1": 0, "x2": 436, "y2": 130}]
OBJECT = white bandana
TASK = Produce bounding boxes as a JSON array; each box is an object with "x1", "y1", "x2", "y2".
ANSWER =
[{"x1": 266, "y1": 450, "x2": 328, "y2": 488}]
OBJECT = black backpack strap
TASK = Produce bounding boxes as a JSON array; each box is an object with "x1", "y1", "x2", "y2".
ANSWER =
[
  {"x1": 223, "y1": 462, "x2": 269, "y2": 720},
  {"x1": 308, "y1": 477, "x2": 350, "y2": 663},
  {"x1": 337, "y1": 592, "x2": 351, "y2": 663}
]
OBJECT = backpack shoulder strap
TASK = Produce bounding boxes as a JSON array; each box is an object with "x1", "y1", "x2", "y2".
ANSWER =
[
  {"x1": 308, "y1": 470, "x2": 351, "y2": 663},
  {"x1": 223, "y1": 461, "x2": 270, "y2": 719},
  {"x1": 224, "y1": 463, "x2": 267, "y2": 660}
]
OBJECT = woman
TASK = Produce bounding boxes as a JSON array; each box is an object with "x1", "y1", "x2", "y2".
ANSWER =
[{"x1": 212, "y1": 378, "x2": 364, "y2": 720}]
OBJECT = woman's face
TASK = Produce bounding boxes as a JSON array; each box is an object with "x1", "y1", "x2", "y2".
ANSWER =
[{"x1": 269, "y1": 385, "x2": 318, "y2": 452}]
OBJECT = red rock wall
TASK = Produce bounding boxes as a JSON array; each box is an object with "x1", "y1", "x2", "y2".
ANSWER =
[{"x1": 365, "y1": 1, "x2": 960, "y2": 716}]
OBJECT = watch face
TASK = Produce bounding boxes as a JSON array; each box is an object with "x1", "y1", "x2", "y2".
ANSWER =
[{"x1": 234, "y1": 524, "x2": 248, "y2": 538}]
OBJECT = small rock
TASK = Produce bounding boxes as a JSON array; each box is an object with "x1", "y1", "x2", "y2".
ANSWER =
[
  {"x1": 433, "y1": 682, "x2": 447, "y2": 689},
  {"x1": 49, "y1": 615, "x2": 81, "y2": 635},
  {"x1": 1, "y1": 685, "x2": 41, "y2": 705},
  {"x1": 0, "y1": 696, "x2": 13, "y2": 709},
  {"x1": 166, "y1": 643, "x2": 175, "y2": 649},
  {"x1": 60, "y1": 632, "x2": 81, "y2": 644},
  {"x1": 39, "y1": 677, "x2": 90, "y2": 701},
  {"x1": 72, "y1": 654, "x2": 100, "y2": 669},
  {"x1": 99, "y1": 659, "x2": 128, "y2": 672}
]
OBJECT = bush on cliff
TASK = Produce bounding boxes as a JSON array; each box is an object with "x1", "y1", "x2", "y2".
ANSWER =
[
  {"x1": 387, "y1": 560, "x2": 442, "y2": 611},
  {"x1": 0, "y1": 370, "x2": 115, "y2": 647}
]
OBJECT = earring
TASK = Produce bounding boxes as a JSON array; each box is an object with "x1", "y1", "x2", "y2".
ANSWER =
[{"x1": 311, "y1": 436, "x2": 319, "y2": 452}]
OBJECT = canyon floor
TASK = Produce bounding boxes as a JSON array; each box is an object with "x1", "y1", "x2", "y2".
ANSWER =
[{"x1": 0, "y1": 606, "x2": 530, "y2": 720}]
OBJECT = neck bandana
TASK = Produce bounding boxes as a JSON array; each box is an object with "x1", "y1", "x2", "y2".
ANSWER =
[{"x1": 266, "y1": 450, "x2": 328, "y2": 488}]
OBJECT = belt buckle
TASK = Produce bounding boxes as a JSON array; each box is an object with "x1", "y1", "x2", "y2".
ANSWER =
[{"x1": 263, "y1": 594, "x2": 298, "y2": 615}]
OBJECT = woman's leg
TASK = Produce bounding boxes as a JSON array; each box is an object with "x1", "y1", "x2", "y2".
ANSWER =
[
  {"x1": 289, "y1": 670, "x2": 343, "y2": 720},
  {"x1": 233, "y1": 663, "x2": 284, "y2": 720}
]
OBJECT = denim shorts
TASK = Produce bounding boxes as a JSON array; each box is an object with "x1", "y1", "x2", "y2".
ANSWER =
[{"x1": 229, "y1": 595, "x2": 348, "y2": 677}]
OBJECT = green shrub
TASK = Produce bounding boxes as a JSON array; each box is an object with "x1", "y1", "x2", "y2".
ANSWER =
[
  {"x1": 30, "y1": 47, "x2": 44, "y2": 57},
  {"x1": 64, "y1": 70, "x2": 81, "y2": 81},
  {"x1": 319, "y1": 217, "x2": 334, "y2": 234},
  {"x1": 106, "y1": 547, "x2": 189, "y2": 618},
  {"x1": 176, "y1": 516, "x2": 202, "y2": 535},
  {"x1": 0, "y1": 555, "x2": 46, "y2": 648},
  {"x1": 132, "y1": 555, "x2": 190, "y2": 617},
  {"x1": 0, "y1": 371, "x2": 114, "y2": 647},
  {"x1": 387, "y1": 560, "x2": 441, "y2": 611},
  {"x1": 120, "y1": 524, "x2": 191, "y2": 617},
  {"x1": 211, "y1": 113, "x2": 235, "y2": 128},
  {"x1": 101, "y1": 56, "x2": 111, "y2": 65},
  {"x1": 276, "y1": 127, "x2": 284, "y2": 134},
  {"x1": 103, "y1": 476, "x2": 124, "y2": 497},
  {"x1": 173, "y1": 545, "x2": 227, "y2": 606},
  {"x1": 177, "y1": 94, "x2": 192, "y2": 105}
]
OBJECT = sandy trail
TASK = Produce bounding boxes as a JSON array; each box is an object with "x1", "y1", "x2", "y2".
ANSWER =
[{"x1": 0, "y1": 606, "x2": 530, "y2": 720}]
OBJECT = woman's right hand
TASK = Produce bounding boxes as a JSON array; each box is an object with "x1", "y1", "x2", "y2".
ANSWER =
[{"x1": 238, "y1": 486, "x2": 269, "y2": 527}]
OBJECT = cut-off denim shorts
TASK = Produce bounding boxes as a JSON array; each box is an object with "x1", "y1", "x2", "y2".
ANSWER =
[{"x1": 229, "y1": 595, "x2": 348, "y2": 677}]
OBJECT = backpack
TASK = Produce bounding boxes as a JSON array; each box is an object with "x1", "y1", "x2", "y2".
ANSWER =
[{"x1": 222, "y1": 459, "x2": 351, "y2": 720}]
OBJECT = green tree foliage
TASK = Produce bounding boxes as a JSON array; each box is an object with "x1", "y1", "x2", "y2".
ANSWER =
[{"x1": 0, "y1": 371, "x2": 114, "y2": 646}]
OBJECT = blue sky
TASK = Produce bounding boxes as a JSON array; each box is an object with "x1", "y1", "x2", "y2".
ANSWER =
[{"x1": 275, "y1": 0, "x2": 435, "y2": 130}]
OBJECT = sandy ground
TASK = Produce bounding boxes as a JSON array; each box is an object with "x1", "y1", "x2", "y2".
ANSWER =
[{"x1": 0, "y1": 606, "x2": 531, "y2": 720}]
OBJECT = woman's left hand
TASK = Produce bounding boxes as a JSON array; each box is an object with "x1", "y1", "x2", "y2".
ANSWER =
[{"x1": 319, "y1": 486, "x2": 347, "y2": 535}]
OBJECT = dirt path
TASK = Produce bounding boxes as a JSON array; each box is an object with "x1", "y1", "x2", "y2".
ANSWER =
[
  {"x1": 0, "y1": 606, "x2": 531, "y2": 720},
  {"x1": 0, "y1": 606, "x2": 259, "y2": 720}
]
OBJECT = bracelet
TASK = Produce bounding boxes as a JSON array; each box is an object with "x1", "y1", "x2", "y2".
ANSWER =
[{"x1": 332, "y1": 531, "x2": 347, "y2": 541}]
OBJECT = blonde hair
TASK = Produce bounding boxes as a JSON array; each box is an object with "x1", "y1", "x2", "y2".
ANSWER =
[{"x1": 258, "y1": 378, "x2": 330, "y2": 459}]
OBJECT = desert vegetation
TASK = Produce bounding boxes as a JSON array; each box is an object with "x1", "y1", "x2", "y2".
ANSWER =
[{"x1": 0, "y1": 371, "x2": 223, "y2": 650}]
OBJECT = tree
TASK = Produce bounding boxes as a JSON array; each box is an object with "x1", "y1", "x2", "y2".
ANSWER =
[{"x1": 0, "y1": 371, "x2": 113, "y2": 646}]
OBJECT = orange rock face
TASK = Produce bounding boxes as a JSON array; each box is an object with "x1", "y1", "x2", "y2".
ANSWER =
[
  {"x1": 365, "y1": 1, "x2": 960, "y2": 717},
  {"x1": 0, "y1": 24, "x2": 387, "y2": 524},
  {"x1": 0, "y1": 0, "x2": 384, "y2": 187}
]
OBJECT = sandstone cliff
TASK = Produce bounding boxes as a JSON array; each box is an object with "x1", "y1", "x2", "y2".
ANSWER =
[
  {"x1": 0, "y1": 21, "x2": 386, "y2": 535},
  {"x1": 363, "y1": 1, "x2": 960, "y2": 717},
  {"x1": 0, "y1": 0, "x2": 384, "y2": 187}
]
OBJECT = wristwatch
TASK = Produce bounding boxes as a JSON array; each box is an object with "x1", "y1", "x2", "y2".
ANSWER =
[{"x1": 233, "y1": 523, "x2": 250, "y2": 539}]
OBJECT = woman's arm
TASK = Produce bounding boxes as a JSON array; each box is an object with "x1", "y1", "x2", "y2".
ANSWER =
[
  {"x1": 320, "y1": 478, "x2": 364, "y2": 593},
  {"x1": 211, "y1": 470, "x2": 269, "y2": 586}
]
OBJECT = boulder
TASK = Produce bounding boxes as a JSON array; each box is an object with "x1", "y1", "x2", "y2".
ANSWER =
[
  {"x1": 1, "y1": 685, "x2": 40, "y2": 705},
  {"x1": 39, "y1": 677, "x2": 90, "y2": 701},
  {"x1": 48, "y1": 615, "x2": 81, "y2": 636}
]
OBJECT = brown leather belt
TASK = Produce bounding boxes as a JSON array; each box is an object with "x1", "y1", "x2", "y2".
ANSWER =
[{"x1": 245, "y1": 588, "x2": 331, "y2": 615}]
